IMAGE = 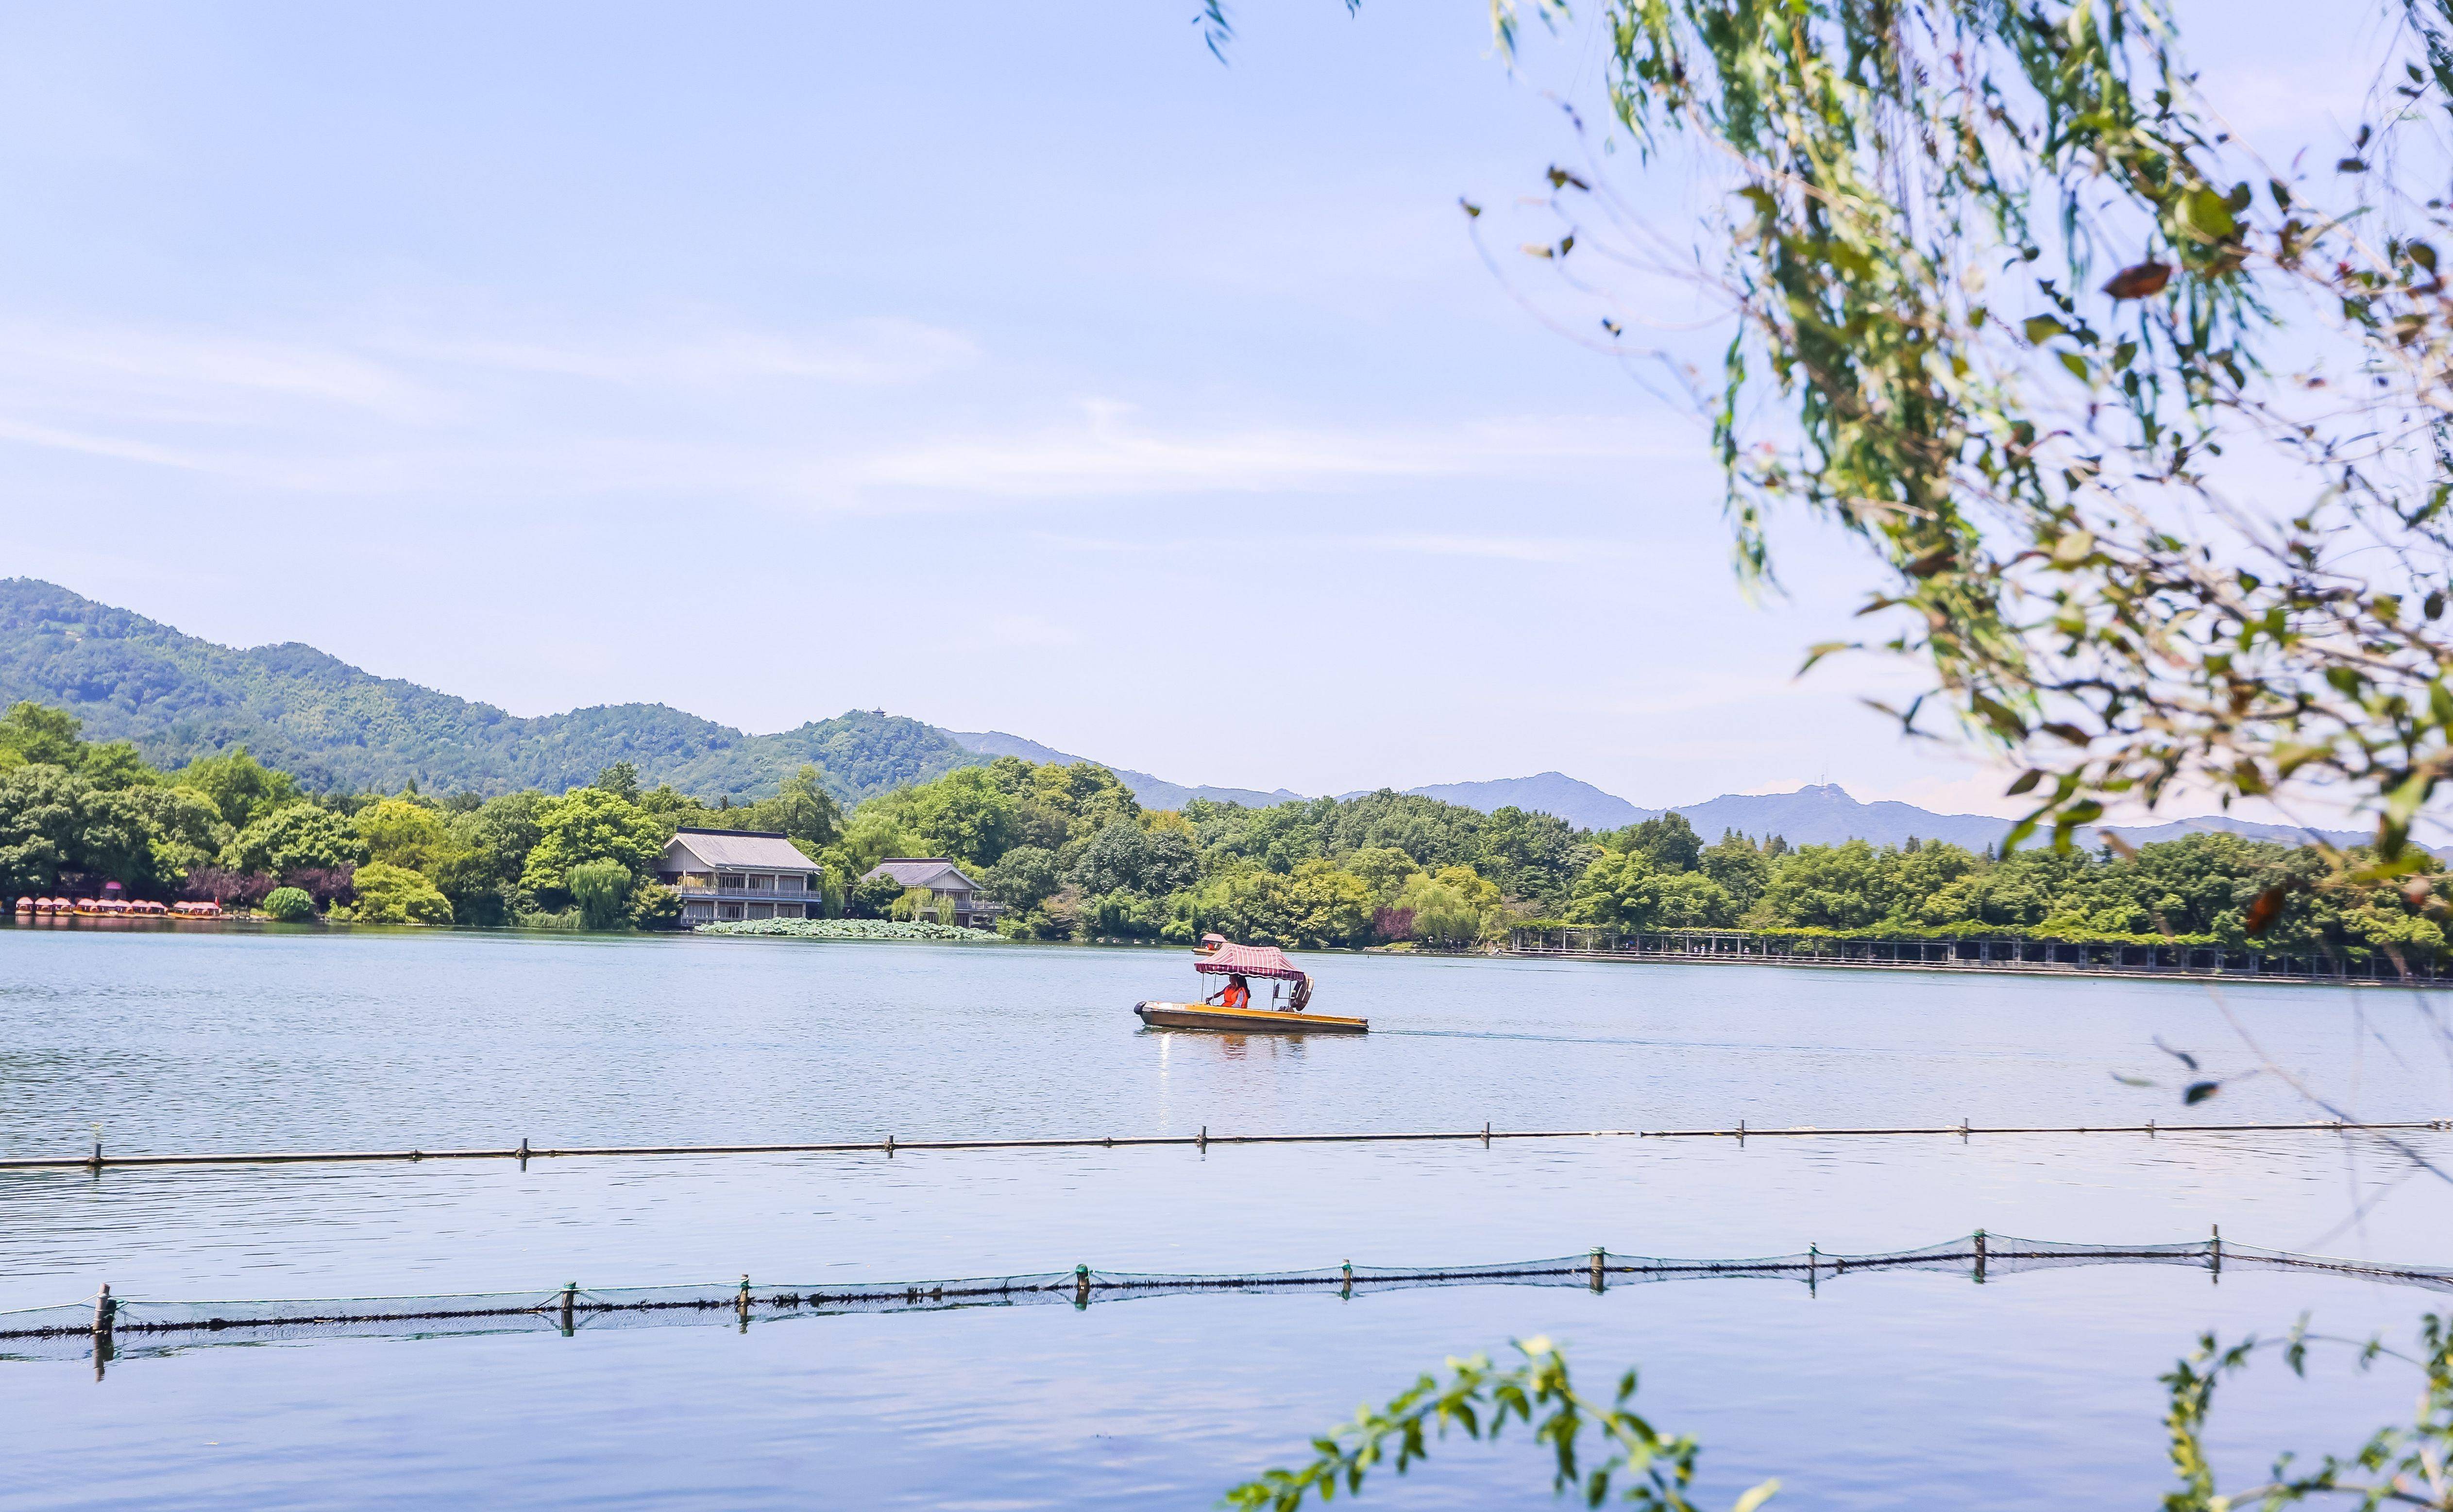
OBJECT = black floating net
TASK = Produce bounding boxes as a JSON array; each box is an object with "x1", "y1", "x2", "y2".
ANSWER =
[{"x1": 3, "y1": 1235, "x2": 2445, "y2": 1364}]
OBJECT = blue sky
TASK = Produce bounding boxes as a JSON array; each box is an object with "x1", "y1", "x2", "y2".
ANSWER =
[{"x1": 0, "y1": 1, "x2": 2378, "y2": 815}]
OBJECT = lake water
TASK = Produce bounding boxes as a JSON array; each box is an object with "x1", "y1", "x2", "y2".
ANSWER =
[{"x1": 3, "y1": 925, "x2": 2450, "y2": 1508}]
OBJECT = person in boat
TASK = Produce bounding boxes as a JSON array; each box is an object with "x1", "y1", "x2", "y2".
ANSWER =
[{"x1": 1215, "y1": 973, "x2": 1251, "y2": 1011}]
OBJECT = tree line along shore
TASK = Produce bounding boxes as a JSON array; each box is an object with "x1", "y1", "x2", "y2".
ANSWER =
[{"x1": 0, "y1": 699, "x2": 2439, "y2": 960}]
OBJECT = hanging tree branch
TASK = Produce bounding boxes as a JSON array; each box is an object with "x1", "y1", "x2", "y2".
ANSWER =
[{"x1": 1457, "y1": 0, "x2": 2453, "y2": 874}]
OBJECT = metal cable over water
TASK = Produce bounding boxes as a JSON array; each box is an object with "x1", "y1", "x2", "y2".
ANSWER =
[
  {"x1": 4, "y1": 1118, "x2": 2447, "y2": 1171},
  {"x1": 5, "y1": 1232, "x2": 2445, "y2": 1365}
]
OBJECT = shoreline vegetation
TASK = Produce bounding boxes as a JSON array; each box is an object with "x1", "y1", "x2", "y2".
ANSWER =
[
  {"x1": 696, "y1": 918, "x2": 998, "y2": 942},
  {"x1": 2, "y1": 697, "x2": 2444, "y2": 964}
]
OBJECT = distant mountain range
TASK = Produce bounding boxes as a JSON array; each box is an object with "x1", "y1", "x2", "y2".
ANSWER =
[
  {"x1": 1403, "y1": 774, "x2": 2385, "y2": 855},
  {"x1": 0, "y1": 577, "x2": 2391, "y2": 853},
  {"x1": 943, "y1": 730, "x2": 1303, "y2": 810},
  {"x1": 0, "y1": 578, "x2": 976, "y2": 802},
  {"x1": 1390, "y1": 773, "x2": 1645, "y2": 831}
]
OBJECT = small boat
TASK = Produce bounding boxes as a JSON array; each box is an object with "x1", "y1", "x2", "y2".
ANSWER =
[{"x1": 1133, "y1": 934, "x2": 1369, "y2": 1034}]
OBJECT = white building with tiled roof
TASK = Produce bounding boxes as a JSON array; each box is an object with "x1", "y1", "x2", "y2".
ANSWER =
[
  {"x1": 658, "y1": 828, "x2": 823, "y2": 925},
  {"x1": 859, "y1": 857, "x2": 997, "y2": 928}
]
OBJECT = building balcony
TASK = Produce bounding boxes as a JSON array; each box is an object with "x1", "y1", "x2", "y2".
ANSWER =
[{"x1": 666, "y1": 875, "x2": 818, "y2": 902}]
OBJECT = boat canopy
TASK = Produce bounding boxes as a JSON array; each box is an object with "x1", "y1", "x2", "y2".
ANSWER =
[{"x1": 1193, "y1": 938, "x2": 1306, "y2": 982}]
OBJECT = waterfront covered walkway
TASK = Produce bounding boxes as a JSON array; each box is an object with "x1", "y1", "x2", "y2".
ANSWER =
[{"x1": 1508, "y1": 926, "x2": 2441, "y2": 984}]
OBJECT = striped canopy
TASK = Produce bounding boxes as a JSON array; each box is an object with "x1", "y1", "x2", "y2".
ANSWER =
[{"x1": 1192, "y1": 939, "x2": 1306, "y2": 981}]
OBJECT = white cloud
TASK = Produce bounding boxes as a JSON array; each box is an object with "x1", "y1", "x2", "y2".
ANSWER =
[
  {"x1": 0, "y1": 315, "x2": 1682, "y2": 521},
  {"x1": 1033, "y1": 529, "x2": 1643, "y2": 564},
  {"x1": 1347, "y1": 532, "x2": 1607, "y2": 563},
  {"x1": 985, "y1": 613, "x2": 1082, "y2": 648},
  {"x1": 0, "y1": 415, "x2": 228, "y2": 473},
  {"x1": 854, "y1": 400, "x2": 1678, "y2": 497},
  {"x1": 0, "y1": 323, "x2": 435, "y2": 422},
  {"x1": 395, "y1": 316, "x2": 981, "y2": 388}
]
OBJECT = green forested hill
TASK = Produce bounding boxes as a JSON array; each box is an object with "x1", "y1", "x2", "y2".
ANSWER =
[{"x1": 0, "y1": 578, "x2": 979, "y2": 801}]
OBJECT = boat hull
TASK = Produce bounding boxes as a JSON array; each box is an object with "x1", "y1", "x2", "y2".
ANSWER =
[{"x1": 1132, "y1": 1001, "x2": 1369, "y2": 1034}]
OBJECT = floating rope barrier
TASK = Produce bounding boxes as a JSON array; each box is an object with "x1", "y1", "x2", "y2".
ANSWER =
[
  {"x1": 3, "y1": 1231, "x2": 2444, "y2": 1365},
  {"x1": 1, "y1": 1118, "x2": 2443, "y2": 1172}
]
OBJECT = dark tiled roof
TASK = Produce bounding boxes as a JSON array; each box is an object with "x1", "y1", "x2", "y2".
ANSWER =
[
  {"x1": 664, "y1": 831, "x2": 819, "y2": 871},
  {"x1": 861, "y1": 857, "x2": 978, "y2": 891}
]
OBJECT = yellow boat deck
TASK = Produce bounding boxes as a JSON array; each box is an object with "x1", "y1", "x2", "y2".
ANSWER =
[{"x1": 1132, "y1": 1000, "x2": 1369, "y2": 1034}]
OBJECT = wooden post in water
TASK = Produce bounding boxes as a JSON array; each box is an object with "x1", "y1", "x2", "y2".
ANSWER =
[
  {"x1": 1340, "y1": 1260, "x2": 1352, "y2": 1301},
  {"x1": 1806, "y1": 1244, "x2": 1818, "y2": 1296},
  {"x1": 1197, "y1": 1126, "x2": 1207, "y2": 1153},
  {"x1": 737, "y1": 1274, "x2": 752, "y2": 1328},
  {"x1": 1481, "y1": 1121, "x2": 1490, "y2": 1148},
  {"x1": 558, "y1": 1281, "x2": 576, "y2": 1335},
  {"x1": 1589, "y1": 1247, "x2": 1606, "y2": 1294},
  {"x1": 92, "y1": 1283, "x2": 114, "y2": 1378},
  {"x1": 884, "y1": 1134, "x2": 895, "y2": 1158},
  {"x1": 1073, "y1": 1265, "x2": 1090, "y2": 1308},
  {"x1": 517, "y1": 1137, "x2": 530, "y2": 1169},
  {"x1": 2210, "y1": 1225, "x2": 2222, "y2": 1283},
  {"x1": 1973, "y1": 1229, "x2": 1987, "y2": 1284}
]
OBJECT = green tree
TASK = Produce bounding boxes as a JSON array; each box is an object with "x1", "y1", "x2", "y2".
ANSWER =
[
  {"x1": 223, "y1": 803, "x2": 369, "y2": 876},
  {"x1": 1069, "y1": 819, "x2": 1199, "y2": 898},
  {"x1": 983, "y1": 846, "x2": 1062, "y2": 914},
  {"x1": 566, "y1": 857, "x2": 634, "y2": 930},
  {"x1": 1085, "y1": 889, "x2": 1166, "y2": 938},
  {"x1": 76, "y1": 787, "x2": 177, "y2": 890},
  {"x1": 1193, "y1": 861, "x2": 1375, "y2": 948},
  {"x1": 1886, "y1": 843, "x2": 1983, "y2": 928},
  {"x1": 118, "y1": 785, "x2": 229, "y2": 883},
  {"x1": 628, "y1": 874, "x2": 682, "y2": 928},
  {"x1": 1698, "y1": 831, "x2": 1770, "y2": 911},
  {"x1": 518, "y1": 787, "x2": 667, "y2": 901},
  {"x1": 78, "y1": 741, "x2": 157, "y2": 791},
  {"x1": 425, "y1": 792, "x2": 546, "y2": 925},
  {"x1": 1345, "y1": 845, "x2": 1421, "y2": 906},
  {"x1": 1394, "y1": 872, "x2": 1482, "y2": 947},
  {"x1": 768, "y1": 765, "x2": 844, "y2": 850},
  {"x1": 846, "y1": 871, "x2": 905, "y2": 919},
  {"x1": 1615, "y1": 813, "x2": 1703, "y2": 873},
  {"x1": 1569, "y1": 850, "x2": 1657, "y2": 928},
  {"x1": 1285, "y1": 860, "x2": 1374, "y2": 947},
  {"x1": 0, "y1": 764, "x2": 79, "y2": 895},
  {"x1": 1011, "y1": 759, "x2": 1142, "y2": 843},
  {"x1": 1751, "y1": 843, "x2": 1896, "y2": 932},
  {"x1": 902, "y1": 767, "x2": 1023, "y2": 867},
  {"x1": 355, "y1": 797, "x2": 447, "y2": 873},
  {"x1": 429, "y1": 829, "x2": 511, "y2": 926},
  {"x1": 592, "y1": 762, "x2": 641, "y2": 803},
  {"x1": 262, "y1": 886, "x2": 317, "y2": 922},
  {"x1": 351, "y1": 861, "x2": 455, "y2": 925},
  {"x1": 0, "y1": 701, "x2": 83, "y2": 769},
  {"x1": 1570, "y1": 851, "x2": 1737, "y2": 930},
  {"x1": 175, "y1": 747, "x2": 301, "y2": 829},
  {"x1": 1651, "y1": 871, "x2": 1738, "y2": 929}
]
